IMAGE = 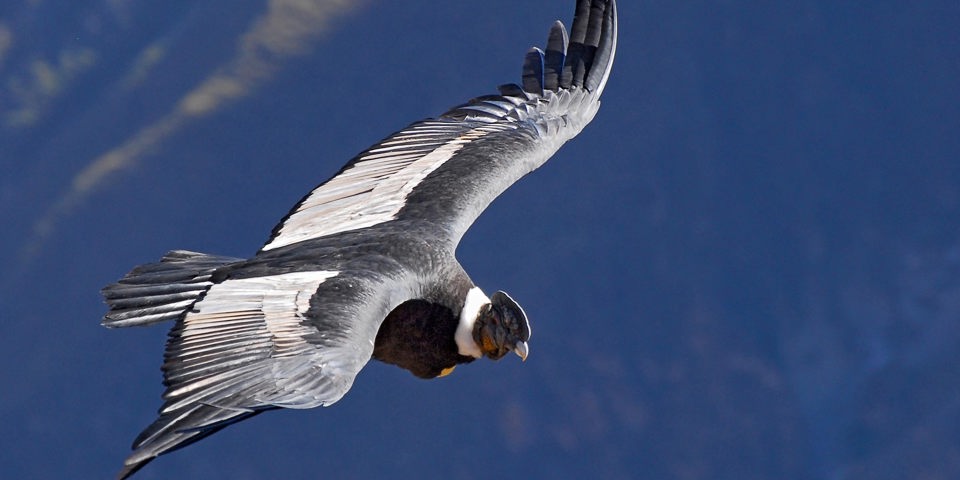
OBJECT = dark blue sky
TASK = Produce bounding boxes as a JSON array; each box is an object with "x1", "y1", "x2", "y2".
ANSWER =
[{"x1": 2, "y1": 1, "x2": 959, "y2": 478}]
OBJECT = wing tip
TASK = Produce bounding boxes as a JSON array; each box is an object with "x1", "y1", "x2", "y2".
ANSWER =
[
  {"x1": 457, "y1": 0, "x2": 617, "y2": 107},
  {"x1": 583, "y1": 0, "x2": 617, "y2": 94},
  {"x1": 116, "y1": 457, "x2": 152, "y2": 480},
  {"x1": 562, "y1": 0, "x2": 617, "y2": 93},
  {"x1": 522, "y1": 47, "x2": 546, "y2": 96},
  {"x1": 116, "y1": 405, "x2": 267, "y2": 479}
]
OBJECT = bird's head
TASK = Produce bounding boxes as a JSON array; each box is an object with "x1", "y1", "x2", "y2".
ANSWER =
[{"x1": 472, "y1": 291, "x2": 531, "y2": 361}]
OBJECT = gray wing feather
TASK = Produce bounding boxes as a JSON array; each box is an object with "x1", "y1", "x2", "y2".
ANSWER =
[
  {"x1": 262, "y1": 0, "x2": 617, "y2": 251},
  {"x1": 543, "y1": 21, "x2": 569, "y2": 91},
  {"x1": 261, "y1": 119, "x2": 518, "y2": 251},
  {"x1": 161, "y1": 270, "x2": 358, "y2": 412},
  {"x1": 119, "y1": 269, "x2": 397, "y2": 476}
]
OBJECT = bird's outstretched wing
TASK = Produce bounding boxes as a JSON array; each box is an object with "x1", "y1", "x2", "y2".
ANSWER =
[
  {"x1": 262, "y1": 0, "x2": 617, "y2": 252},
  {"x1": 106, "y1": 252, "x2": 406, "y2": 479}
]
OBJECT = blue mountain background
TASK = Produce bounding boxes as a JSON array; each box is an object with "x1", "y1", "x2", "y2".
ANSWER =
[{"x1": 1, "y1": 1, "x2": 958, "y2": 478}]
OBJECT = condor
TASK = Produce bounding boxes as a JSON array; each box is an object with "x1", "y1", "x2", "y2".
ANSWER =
[{"x1": 102, "y1": 1, "x2": 617, "y2": 477}]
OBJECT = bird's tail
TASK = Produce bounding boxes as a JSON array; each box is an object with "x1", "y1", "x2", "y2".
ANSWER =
[{"x1": 101, "y1": 250, "x2": 241, "y2": 328}]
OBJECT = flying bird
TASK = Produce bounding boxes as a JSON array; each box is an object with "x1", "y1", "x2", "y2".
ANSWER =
[{"x1": 102, "y1": 0, "x2": 617, "y2": 477}]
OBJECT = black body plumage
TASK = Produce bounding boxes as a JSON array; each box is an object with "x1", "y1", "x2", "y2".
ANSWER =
[{"x1": 373, "y1": 299, "x2": 475, "y2": 378}]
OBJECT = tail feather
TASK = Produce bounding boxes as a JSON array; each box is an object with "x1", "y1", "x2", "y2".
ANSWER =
[{"x1": 102, "y1": 250, "x2": 240, "y2": 328}]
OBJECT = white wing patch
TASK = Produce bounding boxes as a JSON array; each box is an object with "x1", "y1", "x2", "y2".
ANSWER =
[
  {"x1": 162, "y1": 270, "x2": 339, "y2": 412},
  {"x1": 262, "y1": 120, "x2": 517, "y2": 251}
]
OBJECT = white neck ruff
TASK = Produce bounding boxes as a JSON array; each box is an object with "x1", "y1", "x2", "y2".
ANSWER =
[{"x1": 455, "y1": 287, "x2": 489, "y2": 358}]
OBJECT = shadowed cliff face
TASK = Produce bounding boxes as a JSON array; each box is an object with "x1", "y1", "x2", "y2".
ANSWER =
[{"x1": 2, "y1": 1, "x2": 959, "y2": 479}]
